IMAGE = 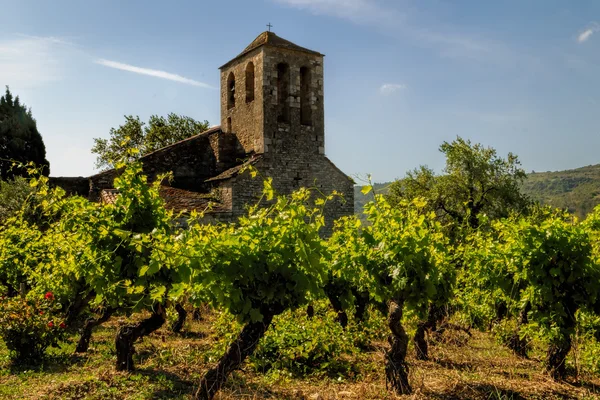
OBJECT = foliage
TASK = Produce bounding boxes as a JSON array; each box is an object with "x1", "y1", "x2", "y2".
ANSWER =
[
  {"x1": 353, "y1": 182, "x2": 390, "y2": 222},
  {"x1": 0, "y1": 87, "x2": 49, "y2": 180},
  {"x1": 329, "y1": 195, "x2": 449, "y2": 312},
  {"x1": 387, "y1": 137, "x2": 530, "y2": 232},
  {"x1": 584, "y1": 204, "x2": 600, "y2": 264},
  {"x1": 3, "y1": 128, "x2": 600, "y2": 389},
  {"x1": 0, "y1": 177, "x2": 33, "y2": 225},
  {"x1": 0, "y1": 216, "x2": 56, "y2": 298},
  {"x1": 0, "y1": 292, "x2": 67, "y2": 362},
  {"x1": 91, "y1": 113, "x2": 210, "y2": 170},
  {"x1": 185, "y1": 180, "x2": 329, "y2": 324},
  {"x1": 0, "y1": 158, "x2": 186, "y2": 316},
  {"x1": 253, "y1": 305, "x2": 374, "y2": 378},
  {"x1": 51, "y1": 160, "x2": 180, "y2": 311},
  {"x1": 575, "y1": 312, "x2": 600, "y2": 375},
  {"x1": 463, "y1": 208, "x2": 600, "y2": 376},
  {"x1": 357, "y1": 163, "x2": 600, "y2": 225},
  {"x1": 210, "y1": 301, "x2": 386, "y2": 378}
]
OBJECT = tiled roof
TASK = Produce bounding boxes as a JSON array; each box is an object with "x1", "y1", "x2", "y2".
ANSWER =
[
  {"x1": 205, "y1": 155, "x2": 262, "y2": 183},
  {"x1": 100, "y1": 188, "x2": 119, "y2": 204},
  {"x1": 100, "y1": 186, "x2": 228, "y2": 214},
  {"x1": 139, "y1": 126, "x2": 222, "y2": 160},
  {"x1": 220, "y1": 32, "x2": 323, "y2": 69}
]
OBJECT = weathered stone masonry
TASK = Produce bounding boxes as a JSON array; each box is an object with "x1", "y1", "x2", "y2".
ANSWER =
[{"x1": 51, "y1": 31, "x2": 353, "y2": 235}]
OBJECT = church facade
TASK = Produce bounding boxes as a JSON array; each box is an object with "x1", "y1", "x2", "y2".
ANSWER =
[{"x1": 51, "y1": 31, "x2": 354, "y2": 235}]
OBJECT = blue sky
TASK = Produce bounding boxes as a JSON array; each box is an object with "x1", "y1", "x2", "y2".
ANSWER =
[{"x1": 2, "y1": 0, "x2": 600, "y2": 183}]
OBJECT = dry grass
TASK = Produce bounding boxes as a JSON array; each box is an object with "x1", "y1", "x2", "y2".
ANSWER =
[{"x1": 0, "y1": 311, "x2": 599, "y2": 400}]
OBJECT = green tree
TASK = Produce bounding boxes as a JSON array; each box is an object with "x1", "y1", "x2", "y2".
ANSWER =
[
  {"x1": 0, "y1": 87, "x2": 50, "y2": 179},
  {"x1": 91, "y1": 113, "x2": 210, "y2": 170},
  {"x1": 388, "y1": 137, "x2": 530, "y2": 231}
]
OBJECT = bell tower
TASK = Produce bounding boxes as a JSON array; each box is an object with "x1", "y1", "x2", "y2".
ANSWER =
[{"x1": 219, "y1": 31, "x2": 325, "y2": 157}]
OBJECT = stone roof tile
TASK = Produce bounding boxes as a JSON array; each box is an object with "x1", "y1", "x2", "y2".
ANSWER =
[
  {"x1": 220, "y1": 31, "x2": 323, "y2": 69},
  {"x1": 100, "y1": 186, "x2": 228, "y2": 214},
  {"x1": 205, "y1": 154, "x2": 263, "y2": 183}
]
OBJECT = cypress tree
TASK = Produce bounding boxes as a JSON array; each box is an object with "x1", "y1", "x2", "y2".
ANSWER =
[{"x1": 0, "y1": 86, "x2": 50, "y2": 179}]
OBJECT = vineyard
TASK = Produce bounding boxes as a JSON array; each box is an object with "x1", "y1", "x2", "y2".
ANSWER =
[{"x1": 2, "y1": 160, "x2": 600, "y2": 399}]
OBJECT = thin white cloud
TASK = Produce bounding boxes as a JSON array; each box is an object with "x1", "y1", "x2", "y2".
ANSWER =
[
  {"x1": 380, "y1": 83, "x2": 406, "y2": 95},
  {"x1": 95, "y1": 59, "x2": 213, "y2": 88},
  {"x1": 577, "y1": 23, "x2": 600, "y2": 43},
  {"x1": 14, "y1": 33, "x2": 78, "y2": 47},
  {"x1": 0, "y1": 36, "x2": 70, "y2": 88}
]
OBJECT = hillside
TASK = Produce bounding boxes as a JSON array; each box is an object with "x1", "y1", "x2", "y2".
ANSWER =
[
  {"x1": 354, "y1": 164, "x2": 600, "y2": 218},
  {"x1": 353, "y1": 182, "x2": 390, "y2": 213},
  {"x1": 522, "y1": 164, "x2": 600, "y2": 219}
]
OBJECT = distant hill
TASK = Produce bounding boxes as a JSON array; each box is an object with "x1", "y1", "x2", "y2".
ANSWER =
[
  {"x1": 353, "y1": 182, "x2": 390, "y2": 214},
  {"x1": 354, "y1": 164, "x2": 600, "y2": 219},
  {"x1": 521, "y1": 164, "x2": 600, "y2": 219}
]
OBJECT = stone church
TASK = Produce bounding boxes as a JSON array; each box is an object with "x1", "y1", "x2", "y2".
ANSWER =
[{"x1": 52, "y1": 31, "x2": 354, "y2": 234}]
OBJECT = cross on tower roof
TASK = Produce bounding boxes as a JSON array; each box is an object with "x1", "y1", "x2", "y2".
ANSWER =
[{"x1": 267, "y1": 23, "x2": 273, "y2": 32}]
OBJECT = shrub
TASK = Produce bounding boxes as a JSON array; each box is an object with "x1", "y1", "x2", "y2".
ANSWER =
[
  {"x1": 0, "y1": 292, "x2": 67, "y2": 363},
  {"x1": 252, "y1": 306, "x2": 354, "y2": 377},
  {"x1": 210, "y1": 301, "x2": 386, "y2": 379}
]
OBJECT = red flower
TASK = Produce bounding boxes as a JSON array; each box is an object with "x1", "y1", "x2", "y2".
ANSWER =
[
  {"x1": 48, "y1": 321, "x2": 54, "y2": 328},
  {"x1": 59, "y1": 322, "x2": 66, "y2": 329},
  {"x1": 39, "y1": 311, "x2": 44, "y2": 315},
  {"x1": 44, "y1": 292, "x2": 54, "y2": 300}
]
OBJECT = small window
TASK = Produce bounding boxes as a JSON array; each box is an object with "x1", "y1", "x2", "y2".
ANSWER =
[
  {"x1": 245, "y1": 62, "x2": 255, "y2": 103},
  {"x1": 277, "y1": 63, "x2": 290, "y2": 123},
  {"x1": 300, "y1": 67, "x2": 312, "y2": 126},
  {"x1": 226, "y1": 117, "x2": 232, "y2": 132},
  {"x1": 227, "y1": 72, "x2": 235, "y2": 109}
]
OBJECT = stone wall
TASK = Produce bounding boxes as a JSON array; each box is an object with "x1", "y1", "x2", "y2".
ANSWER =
[
  {"x1": 262, "y1": 47, "x2": 325, "y2": 157},
  {"x1": 89, "y1": 169, "x2": 119, "y2": 201},
  {"x1": 220, "y1": 50, "x2": 265, "y2": 154},
  {"x1": 228, "y1": 154, "x2": 354, "y2": 237},
  {"x1": 139, "y1": 128, "x2": 220, "y2": 190},
  {"x1": 85, "y1": 128, "x2": 244, "y2": 198},
  {"x1": 48, "y1": 176, "x2": 89, "y2": 197},
  {"x1": 220, "y1": 46, "x2": 325, "y2": 158}
]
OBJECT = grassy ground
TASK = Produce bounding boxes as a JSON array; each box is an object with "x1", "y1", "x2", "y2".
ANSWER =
[{"x1": 1, "y1": 310, "x2": 599, "y2": 400}]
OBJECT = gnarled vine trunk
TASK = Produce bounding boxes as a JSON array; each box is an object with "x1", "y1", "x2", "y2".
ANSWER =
[
  {"x1": 63, "y1": 279, "x2": 96, "y2": 327},
  {"x1": 3, "y1": 281, "x2": 18, "y2": 298},
  {"x1": 546, "y1": 309, "x2": 575, "y2": 380},
  {"x1": 64, "y1": 287, "x2": 94, "y2": 328},
  {"x1": 324, "y1": 282, "x2": 348, "y2": 328},
  {"x1": 195, "y1": 313, "x2": 275, "y2": 400},
  {"x1": 385, "y1": 298, "x2": 411, "y2": 395},
  {"x1": 115, "y1": 304, "x2": 166, "y2": 371},
  {"x1": 306, "y1": 304, "x2": 315, "y2": 318},
  {"x1": 75, "y1": 308, "x2": 114, "y2": 353},
  {"x1": 351, "y1": 288, "x2": 370, "y2": 322},
  {"x1": 414, "y1": 303, "x2": 443, "y2": 360},
  {"x1": 192, "y1": 307, "x2": 202, "y2": 321},
  {"x1": 546, "y1": 336, "x2": 572, "y2": 380},
  {"x1": 171, "y1": 303, "x2": 187, "y2": 333},
  {"x1": 413, "y1": 321, "x2": 429, "y2": 361},
  {"x1": 507, "y1": 302, "x2": 530, "y2": 358}
]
